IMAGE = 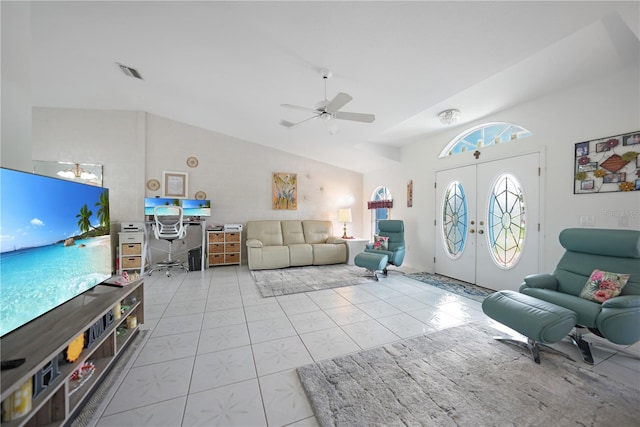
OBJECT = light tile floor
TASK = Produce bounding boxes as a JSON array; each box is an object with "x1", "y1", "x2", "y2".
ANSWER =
[{"x1": 94, "y1": 266, "x2": 640, "y2": 427}]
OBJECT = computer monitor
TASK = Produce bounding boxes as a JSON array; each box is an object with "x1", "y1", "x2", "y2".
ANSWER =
[
  {"x1": 144, "y1": 197, "x2": 181, "y2": 216},
  {"x1": 182, "y1": 199, "x2": 211, "y2": 217}
]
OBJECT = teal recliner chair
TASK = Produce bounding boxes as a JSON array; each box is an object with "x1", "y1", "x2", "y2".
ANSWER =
[
  {"x1": 354, "y1": 220, "x2": 406, "y2": 279},
  {"x1": 519, "y1": 228, "x2": 640, "y2": 363}
]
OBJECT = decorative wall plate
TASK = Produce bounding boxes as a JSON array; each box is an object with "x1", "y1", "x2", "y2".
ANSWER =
[
  {"x1": 186, "y1": 156, "x2": 199, "y2": 168},
  {"x1": 195, "y1": 191, "x2": 207, "y2": 200},
  {"x1": 146, "y1": 179, "x2": 160, "y2": 191}
]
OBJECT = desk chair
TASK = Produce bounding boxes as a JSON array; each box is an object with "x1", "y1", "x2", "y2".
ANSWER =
[{"x1": 148, "y1": 206, "x2": 189, "y2": 277}]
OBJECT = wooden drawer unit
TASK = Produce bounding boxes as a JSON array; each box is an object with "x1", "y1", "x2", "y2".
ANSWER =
[
  {"x1": 209, "y1": 232, "x2": 225, "y2": 243},
  {"x1": 225, "y1": 242, "x2": 240, "y2": 252},
  {"x1": 122, "y1": 257, "x2": 142, "y2": 269},
  {"x1": 224, "y1": 253, "x2": 240, "y2": 264},
  {"x1": 226, "y1": 232, "x2": 240, "y2": 242},
  {"x1": 121, "y1": 243, "x2": 142, "y2": 256},
  {"x1": 209, "y1": 243, "x2": 224, "y2": 253},
  {"x1": 209, "y1": 253, "x2": 224, "y2": 265},
  {"x1": 118, "y1": 232, "x2": 145, "y2": 275},
  {"x1": 207, "y1": 229, "x2": 242, "y2": 267}
]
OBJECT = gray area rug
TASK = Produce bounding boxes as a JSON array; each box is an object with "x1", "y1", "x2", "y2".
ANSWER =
[
  {"x1": 405, "y1": 272, "x2": 493, "y2": 302},
  {"x1": 252, "y1": 264, "x2": 374, "y2": 297},
  {"x1": 71, "y1": 329, "x2": 149, "y2": 427},
  {"x1": 297, "y1": 324, "x2": 640, "y2": 427}
]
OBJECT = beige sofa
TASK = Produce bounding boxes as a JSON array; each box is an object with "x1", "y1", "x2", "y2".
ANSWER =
[{"x1": 246, "y1": 220, "x2": 347, "y2": 270}]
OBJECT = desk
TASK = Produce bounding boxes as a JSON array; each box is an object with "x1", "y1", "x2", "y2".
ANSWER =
[
  {"x1": 144, "y1": 219, "x2": 207, "y2": 272},
  {"x1": 341, "y1": 238, "x2": 370, "y2": 265}
]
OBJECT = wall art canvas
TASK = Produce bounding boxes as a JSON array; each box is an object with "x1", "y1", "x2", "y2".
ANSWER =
[
  {"x1": 272, "y1": 172, "x2": 297, "y2": 210},
  {"x1": 407, "y1": 180, "x2": 413, "y2": 207},
  {"x1": 574, "y1": 131, "x2": 640, "y2": 194}
]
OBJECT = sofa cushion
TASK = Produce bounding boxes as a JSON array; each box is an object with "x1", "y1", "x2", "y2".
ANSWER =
[
  {"x1": 302, "y1": 220, "x2": 333, "y2": 244},
  {"x1": 282, "y1": 220, "x2": 306, "y2": 245},
  {"x1": 312, "y1": 243, "x2": 347, "y2": 265},
  {"x1": 579, "y1": 269, "x2": 629, "y2": 303},
  {"x1": 289, "y1": 243, "x2": 313, "y2": 266},
  {"x1": 246, "y1": 220, "x2": 284, "y2": 246}
]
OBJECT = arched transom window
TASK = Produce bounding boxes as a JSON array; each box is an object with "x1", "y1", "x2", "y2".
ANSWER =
[{"x1": 439, "y1": 122, "x2": 532, "y2": 158}]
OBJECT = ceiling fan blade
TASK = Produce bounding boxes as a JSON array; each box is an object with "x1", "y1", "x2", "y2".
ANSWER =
[
  {"x1": 280, "y1": 114, "x2": 319, "y2": 128},
  {"x1": 280, "y1": 104, "x2": 319, "y2": 113},
  {"x1": 325, "y1": 92, "x2": 352, "y2": 113},
  {"x1": 333, "y1": 111, "x2": 375, "y2": 123}
]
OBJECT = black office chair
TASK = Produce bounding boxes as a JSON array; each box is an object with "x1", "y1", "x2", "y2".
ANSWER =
[{"x1": 148, "y1": 206, "x2": 188, "y2": 277}]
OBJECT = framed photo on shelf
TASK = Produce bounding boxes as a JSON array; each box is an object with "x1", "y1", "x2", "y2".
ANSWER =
[{"x1": 162, "y1": 171, "x2": 188, "y2": 198}]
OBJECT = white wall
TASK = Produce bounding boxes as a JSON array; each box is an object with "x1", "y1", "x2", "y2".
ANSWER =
[
  {"x1": 32, "y1": 109, "x2": 364, "y2": 264},
  {"x1": 364, "y1": 64, "x2": 640, "y2": 274},
  {"x1": 1, "y1": 1, "x2": 32, "y2": 171}
]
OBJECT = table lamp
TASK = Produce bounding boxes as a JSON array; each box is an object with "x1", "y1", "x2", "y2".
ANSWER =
[{"x1": 338, "y1": 208, "x2": 352, "y2": 239}]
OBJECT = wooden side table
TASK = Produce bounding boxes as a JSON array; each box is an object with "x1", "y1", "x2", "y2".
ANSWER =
[{"x1": 341, "y1": 238, "x2": 370, "y2": 265}]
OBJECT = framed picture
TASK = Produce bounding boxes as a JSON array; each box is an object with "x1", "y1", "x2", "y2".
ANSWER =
[
  {"x1": 580, "y1": 180, "x2": 595, "y2": 190},
  {"x1": 162, "y1": 171, "x2": 188, "y2": 198},
  {"x1": 407, "y1": 180, "x2": 413, "y2": 207},
  {"x1": 578, "y1": 162, "x2": 597, "y2": 172},
  {"x1": 602, "y1": 172, "x2": 625, "y2": 184},
  {"x1": 623, "y1": 133, "x2": 640, "y2": 146},
  {"x1": 574, "y1": 131, "x2": 640, "y2": 194},
  {"x1": 272, "y1": 172, "x2": 297, "y2": 210},
  {"x1": 575, "y1": 142, "x2": 589, "y2": 157},
  {"x1": 595, "y1": 142, "x2": 609, "y2": 153}
]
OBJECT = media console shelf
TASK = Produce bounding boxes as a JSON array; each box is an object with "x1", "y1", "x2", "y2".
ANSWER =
[{"x1": 0, "y1": 279, "x2": 144, "y2": 427}]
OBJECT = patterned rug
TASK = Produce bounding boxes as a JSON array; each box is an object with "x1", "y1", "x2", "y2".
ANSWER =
[
  {"x1": 297, "y1": 323, "x2": 640, "y2": 427},
  {"x1": 251, "y1": 264, "x2": 374, "y2": 297},
  {"x1": 405, "y1": 272, "x2": 493, "y2": 302}
]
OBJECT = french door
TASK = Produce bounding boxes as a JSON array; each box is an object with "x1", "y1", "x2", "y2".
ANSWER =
[{"x1": 434, "y1": 153, "x2": 540, "y2": 291}]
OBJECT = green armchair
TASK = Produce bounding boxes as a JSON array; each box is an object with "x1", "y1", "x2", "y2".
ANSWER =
[{"x1": 519, "y1": 228, "x2": 640, "y2": 363}]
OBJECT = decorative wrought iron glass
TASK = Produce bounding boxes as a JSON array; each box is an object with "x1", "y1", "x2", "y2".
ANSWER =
[
  {"x1": 488, "y1": 173, "x2": 526, "y2": 269},
  {"x1": 441, "y1": 181, "x2": 468, "y2": 258}
]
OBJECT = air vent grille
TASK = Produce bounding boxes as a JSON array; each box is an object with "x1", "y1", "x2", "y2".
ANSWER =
[{"x1": 117, "y1": 63, "x2": 143, "y2": 80}]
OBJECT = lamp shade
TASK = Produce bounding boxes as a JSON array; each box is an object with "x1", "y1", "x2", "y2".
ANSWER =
[{"x1": 338, "y1": 208, "x2": 352, "y2": 223}]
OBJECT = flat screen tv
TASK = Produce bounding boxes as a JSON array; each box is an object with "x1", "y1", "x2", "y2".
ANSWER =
[{"x1": 0, "y1": 167, "x2": 112, "y2": 337}]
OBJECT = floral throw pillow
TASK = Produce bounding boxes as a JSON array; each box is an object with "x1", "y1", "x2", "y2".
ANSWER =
[
  {"x1": 579, "y1": 269, "x2": 630, "y2": 303},
  {"x1": 372, "y1": 235, "x2": 389, "y2": 250}
]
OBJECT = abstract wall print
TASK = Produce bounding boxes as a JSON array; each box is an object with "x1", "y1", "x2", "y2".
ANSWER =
[
  {"x1": 407, "y1": 180, "x2": 413, "y2": 207},
  {"x1": 574, "y1": 131, "x2": 640, "y2": 194},
  {"x1": 272, "y1": 172, "x2": 298, "y2": 210}
]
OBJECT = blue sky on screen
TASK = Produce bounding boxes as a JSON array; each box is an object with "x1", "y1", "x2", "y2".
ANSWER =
[{"x1": 0, "y1": 169, "x2": 106, "y2": 252}]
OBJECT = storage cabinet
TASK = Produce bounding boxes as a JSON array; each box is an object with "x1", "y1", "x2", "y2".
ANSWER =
[
  {"x1": 207, "y1": 230, "x2": 241, "y2": 267},
  {"x1": 118, "y1": 232, "x2": 145, "y2": 275},
  {"x1": 0, "y1": 280, "x2": 144, "y2": 427}
]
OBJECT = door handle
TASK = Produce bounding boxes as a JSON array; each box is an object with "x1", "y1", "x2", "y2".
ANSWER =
[
  {"x1": 470, "y1": 229, "x2": 475, "y2": 233},
  {"x1": 479, "y1": 221, "x2": 485, "y2": 226},
  {"x1": 470, "y1": 220, "x2": 475, "y2": 225},
  {"x1": 478, "y1": 230, "x2": 484, "y2": 234}
]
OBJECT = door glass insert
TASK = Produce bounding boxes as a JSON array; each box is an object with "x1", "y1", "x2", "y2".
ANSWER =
[
  {"x1": 441, "y1": 181, "x2": 468, "y2": 258},
  {"x1": 488, "y1": 173, "x2": 526, "y2": 269}
]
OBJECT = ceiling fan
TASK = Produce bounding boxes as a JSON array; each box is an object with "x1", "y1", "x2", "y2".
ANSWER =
[{"x1": 280, "y1": 69, "x2": 375, "y2": 129}]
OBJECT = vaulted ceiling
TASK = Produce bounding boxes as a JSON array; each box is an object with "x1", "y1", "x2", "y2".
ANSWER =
[{"x1": 29, "y1": 1, "x2": 640, "y2": 173}]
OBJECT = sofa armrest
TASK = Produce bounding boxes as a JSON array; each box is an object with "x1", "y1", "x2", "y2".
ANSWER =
[
  {"x1": 326, "y1": 236, "x2": 345, "y2": 244},
  {"x1": 602, "y1": 295, "x2": 640, "y2": 309},
  {"x1": 246, "y1": 239, "x2": 263, "y2": 248},
  {"x1": 520, "y1": 273, "x2": 558, "y2": 291}
]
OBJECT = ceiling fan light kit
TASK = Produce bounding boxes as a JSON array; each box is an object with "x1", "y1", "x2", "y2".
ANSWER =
[
  {"x1": 438, "y1": 109, "x2": 461, "y2": 125},
  {"x1": 280, "y1": 69, "x2": 375, "y2": 131}
]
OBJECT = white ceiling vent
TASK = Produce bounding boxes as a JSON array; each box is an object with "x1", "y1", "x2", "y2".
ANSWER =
[{"x1": 117, "y1": 63, "x2": 143, "y2": 80}]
